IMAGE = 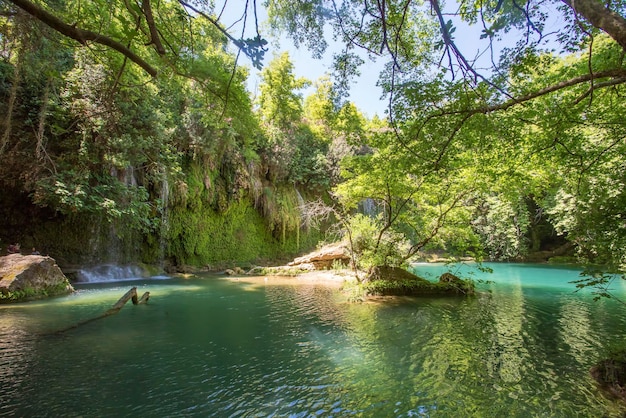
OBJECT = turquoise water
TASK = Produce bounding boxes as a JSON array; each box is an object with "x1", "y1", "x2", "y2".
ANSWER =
[{"x1": 1, "y1": 263, "x2": 626, "y2": 417}]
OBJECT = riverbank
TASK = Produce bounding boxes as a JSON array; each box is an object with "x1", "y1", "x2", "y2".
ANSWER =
[{"x1": 225, "y1": 269, "x2": 353, "y2": 289}]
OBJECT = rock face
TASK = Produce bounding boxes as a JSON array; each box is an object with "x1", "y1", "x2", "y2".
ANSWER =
[
  {"x1": 288, "y1": 243, "x2": 351, "y2": 269},
  {"x1": 0, "y1": 254, "x2": 74, "y2": 302}
]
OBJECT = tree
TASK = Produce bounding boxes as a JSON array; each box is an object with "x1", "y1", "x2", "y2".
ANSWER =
[
  {"x1": 257, "y1": 52, "x2": 310, "y2": 129},
  {"x1": 266, "y1": 0, "x2": 626, "y2": 103},
  {"x1": 2, "y1": 0, "x2": 268, "y2": 76}
]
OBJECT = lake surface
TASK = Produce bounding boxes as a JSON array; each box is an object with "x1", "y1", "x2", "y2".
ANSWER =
[{"x1": 1, "y1": 263, "x2": 626, "y2": 417}]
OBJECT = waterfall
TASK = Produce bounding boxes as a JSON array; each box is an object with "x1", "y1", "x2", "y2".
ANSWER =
[
  {"x1": 124, "y1": 166, "x2": 138, "y2": 187},
  {"x1": 294, "y1": 186, "x2": 305, "y2": 212},
  {"x1": 75, "y1": 264, "x2": 147, "y2": 283},
  {"x1": 359, "y1": 198, "x2": 379, "y2": 217},
  {"x1": 159, "y1": 171, "x2": 170, "y2": 266}
]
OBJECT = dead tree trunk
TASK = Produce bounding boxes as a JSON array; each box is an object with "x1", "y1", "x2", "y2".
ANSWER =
[{"x1": 48, "y1": 287, "x2": 150, "y2": 334}]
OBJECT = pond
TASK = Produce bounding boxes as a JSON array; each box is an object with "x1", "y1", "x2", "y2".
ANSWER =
[{"x1": 1, "y1": 263, "x2": 625, "y2": 417}]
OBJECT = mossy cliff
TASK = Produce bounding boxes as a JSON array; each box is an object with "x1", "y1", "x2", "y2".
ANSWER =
[{"x1": 0, "y1": 158, "x2": 323, "y2": 271}]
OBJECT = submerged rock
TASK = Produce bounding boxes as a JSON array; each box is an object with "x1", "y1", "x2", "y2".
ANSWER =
[
  {"x1": 0, "y1": 254, "x2": 74, "y2": 302},
  {"x1": 591, "y1": 350, "x2": 626, "y2": 403}
]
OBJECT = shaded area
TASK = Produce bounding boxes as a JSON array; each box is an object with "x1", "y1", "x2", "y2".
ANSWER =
[{"x1": 592, "y1": 349, "x2": 626, "y2": 402}]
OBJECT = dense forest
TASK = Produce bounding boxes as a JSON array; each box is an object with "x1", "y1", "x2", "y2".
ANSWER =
[{"x1": 0, "y1": 0, "x2": 625, "y2": 282}]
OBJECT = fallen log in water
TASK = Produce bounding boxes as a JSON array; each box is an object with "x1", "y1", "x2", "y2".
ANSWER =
[{"x1": 48, "y1": 287, "x2": 150, "y2": 334}]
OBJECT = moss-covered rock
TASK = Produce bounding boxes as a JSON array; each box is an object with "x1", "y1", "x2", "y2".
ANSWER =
[
  {"x1": 0, "y1": 254, "x2": 74, "y2": 303},
  {"x1": 363, "y1": 266, "x2": 475, "y2": 297}
]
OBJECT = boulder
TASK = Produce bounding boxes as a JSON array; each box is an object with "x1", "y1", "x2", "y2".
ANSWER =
[
  {"x1": 0, "y1": 254, "x2": 74, "y2": 302},
  {"x1": 288, "y1": 243, "x2": 351, "y2": 269}
]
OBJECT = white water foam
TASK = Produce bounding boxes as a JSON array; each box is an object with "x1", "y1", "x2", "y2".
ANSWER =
[{"x1": 75, "y1": 264, "x2": 147, "y2": 283}]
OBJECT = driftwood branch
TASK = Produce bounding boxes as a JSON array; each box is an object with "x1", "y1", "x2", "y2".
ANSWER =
[{"x1": 48, "y1": 287, "x2": 150, "y2": 334}]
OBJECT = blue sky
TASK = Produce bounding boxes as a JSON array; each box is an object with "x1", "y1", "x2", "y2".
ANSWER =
[
  {"x1": 218, "y1": 0, "x2": 565, "y2": 119},
  {"x1": 219, "y1": 0, "x2": 388, "y2": 117}
]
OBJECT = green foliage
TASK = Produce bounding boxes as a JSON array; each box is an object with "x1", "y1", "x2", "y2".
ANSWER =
[
  {"x1": 0, "y1": 4, "x2": 318, "y2": 269},
  {"x1": 347, "y1": 213, "x2": 410, "y2": 271},
  {"x1": 257, "y1": 52, "x2": 310, "y2": 129},
  {"x1": 0, "y1": 280, "x2": 71, "y2": 303},
  {"x1": 571, "y1": 270, "x2": 626, "y2": 304},
  {"x1": 472, "y1": 195, "x2": 530, "y2": 260},
  {"x1": 248, "y1": 265, "x2": 313, "y2": 276},
  {"x1": 168, "y1": 198, "x2": 271, "y2": 266},
  {"x1": 167, "y1": 196, "x2": 319, "y2": 267},
  {"x1": 4, "y1": 0, "x2": 626, "y2": 279}
]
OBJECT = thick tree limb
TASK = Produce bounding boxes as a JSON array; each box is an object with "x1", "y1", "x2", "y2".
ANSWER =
[
  {"x1": 478, "y1": 68, "x2": 626, "y2": 114},
  {"x1": 564, "y1": 0, "x2": 626, "y2": 52},
  {"x1": 7, "y1": 0, "x2": 158, "y2": 77},
  {"x1": 141, "y1": 0, "x2": 166, "y2": 55}
]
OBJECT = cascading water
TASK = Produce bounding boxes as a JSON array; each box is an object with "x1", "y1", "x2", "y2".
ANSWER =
[
  {"x1": 124, "y1": 165, "x2": 138, "y2": 187},
  {"x1": 158, "y1": 171, "x2": 170, "y2": 267},
  {"x1": 294, "y1": 186, "x2": 305, "y2": 248},
  {"x1": 74, "y1": 264, "x2": 147, "y2": 283},
  {"x1": 359, "y1": 197, "x2": 379, "y2": 217}
]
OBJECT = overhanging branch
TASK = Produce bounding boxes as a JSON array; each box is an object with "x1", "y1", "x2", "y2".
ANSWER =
[
  {"x1": 7, "y1": 0, "x2": 158, "y2": 77},
  {"x1": 564, "y1": 0, "x2": 626, "y2": 52},
  {"x1": 477, "y1": 68, "x2": 626, "y2": 114}
]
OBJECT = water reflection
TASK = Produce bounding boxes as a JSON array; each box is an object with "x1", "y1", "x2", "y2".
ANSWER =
[{"x1": 1, "y1": 269, "x2": 626, "y2": 416}]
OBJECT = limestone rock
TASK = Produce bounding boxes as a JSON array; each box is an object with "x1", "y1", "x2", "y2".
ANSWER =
[
  {"x1": 288, "y1": 243, "x2": 351, "y2": 269},
  {"x1": 0, "y1": 254, "x2": 74, "y2": 302}
]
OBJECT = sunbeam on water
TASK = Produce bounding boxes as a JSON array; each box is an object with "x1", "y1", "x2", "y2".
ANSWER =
[{"x1": 1, "y1": 263, "x2": 626, "y2": 417}]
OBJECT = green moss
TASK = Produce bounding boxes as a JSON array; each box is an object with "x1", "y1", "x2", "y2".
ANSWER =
[
  {"x1": 166, "y1": 196, "x2": 321, "y2": 268},
  {"x1": 163, "y1": 162, "x2": 322, "y2": 269},
  {"x1": 591, "y1": 348, "x2": 626, "y2": 402},
  {"x1": 349, "y1": 266, "x2": 476, "y2": 297},
  {"x1": 0, "y1": 279, "x2": 73, "y2": 303},
  {"x1": 547, "y1": 256, "x2": 579, "y2": 264},
  {"x1": 362, "y1": 278, "x2": 475, "y2": 296},
  {"x1": 247, "y1": 266, "x2": 313, "y2": 276}
]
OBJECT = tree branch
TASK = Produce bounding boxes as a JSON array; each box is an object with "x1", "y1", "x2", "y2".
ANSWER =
[
  {"x1": 141, "y1": 0, "x2": 166, "y2": 55},
  {"x1": 564, "y1": 0, "x2": 626, "y2": 52},
  {"x1": 7, "y1": 0, "x2": 158, "y2": 77},
  {"x1": 478, "y1": 68, "x2": 626, "y2": 114}
]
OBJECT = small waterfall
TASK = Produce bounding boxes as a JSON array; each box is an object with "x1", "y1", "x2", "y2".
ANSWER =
[
  {"x1": 294, "y1": 186, "x2": 306, "y2": 249},
  {"x1": 359, "y1": 198, "x2": 379, "y2": 217},
  {"x1": 124, "y1": 166, "x2": 138, "y2": 187},
  {"x1": 159, "y1": 172, "x2": 170, "y2": 265},
  {"x1": 75, "y1": 264, "x2": 147, "y2": 283}
]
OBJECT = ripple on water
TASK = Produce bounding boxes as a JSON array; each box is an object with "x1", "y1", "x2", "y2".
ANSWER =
[{"x1": 1, "y1": 274, "x2": 626, "y2": 417}]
